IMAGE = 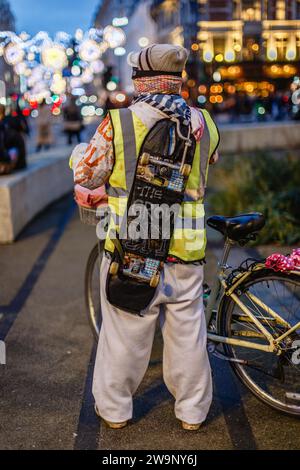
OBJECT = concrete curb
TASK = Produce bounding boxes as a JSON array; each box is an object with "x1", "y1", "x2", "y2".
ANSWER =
[{"x1": 0, "y1": 146, "x2": 73, "y2": 243}]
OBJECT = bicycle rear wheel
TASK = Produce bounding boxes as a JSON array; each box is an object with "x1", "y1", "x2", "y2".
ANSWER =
[
  {"x1": 219, "y1": 268, "x2": 300, "y2": 416},
  {"x1": 85, "y1": 242, "x2": 104, "y2": 340}
]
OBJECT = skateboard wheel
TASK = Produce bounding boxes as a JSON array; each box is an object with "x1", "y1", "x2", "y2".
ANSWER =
[
  {"x1": 180, "y1": 164, "x2": 192, "y2": 177},
  {"x1": 150, "y1": 273, "x2": 160, "y2": 288},
  {"x1": 140, "y1": 153, "x2": 150, "y2": 166},
  {"x1": 109, "y1": 262, "x2": 119, "y2": 275}
]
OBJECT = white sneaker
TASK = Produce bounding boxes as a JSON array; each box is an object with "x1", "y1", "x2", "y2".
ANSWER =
[
  {"x1": 94, "y1": 404, "x2": 128, "y2": 429},
  {"x1": 181, "y1": 421, "x2": 202, "y2": 431}
]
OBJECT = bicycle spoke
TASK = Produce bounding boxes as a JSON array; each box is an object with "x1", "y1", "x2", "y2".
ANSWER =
[
  {"x1": 222, "y1": 271, "x2": 300, "y2": 415},
  {"x1": 245, "y1": 293, "x2": 280, "y2": 337}
]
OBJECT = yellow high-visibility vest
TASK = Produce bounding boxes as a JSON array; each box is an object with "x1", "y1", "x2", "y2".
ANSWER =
[{"x1": 104, "y1": 107, "x2": 219, "y2": 262}]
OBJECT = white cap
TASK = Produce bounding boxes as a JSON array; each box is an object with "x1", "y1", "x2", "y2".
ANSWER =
[{"x1": 127, "y1": 44, "x2": 189, "y2": 74}]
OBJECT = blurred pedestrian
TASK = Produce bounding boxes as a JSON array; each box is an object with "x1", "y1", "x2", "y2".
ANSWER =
[
  {"x1": 36, "y1": 100, "x2": 53, "y2": 152},
  {"x1": 4, "y1": 102, "x2": 29, "y2": 169},
  {"x1": 63, "y1": 97, "x2": 83, "y2": 145},
  {"x1": 0, "y1": 104, "x2": 27, "y2": 174},
  {"x1": 7, "y1": 101, "x2": 30, "y2": 137}
]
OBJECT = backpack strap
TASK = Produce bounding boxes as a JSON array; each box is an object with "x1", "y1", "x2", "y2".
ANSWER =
[{"x1": 119, "y1": 108, "x2": 137, "y2": 193}]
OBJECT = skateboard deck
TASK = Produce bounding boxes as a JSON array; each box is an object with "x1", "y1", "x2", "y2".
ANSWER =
[
  {"x1": 106, "y1": 118, "x2": 196, "y2": 314},
  {"x1": 122, "y1": 255, "x2": 162, "y2": 283}
]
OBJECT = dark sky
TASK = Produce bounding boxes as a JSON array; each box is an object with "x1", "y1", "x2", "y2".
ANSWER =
[{"x1": 9, "y1": 0, "x2": 101, "y2": 36}]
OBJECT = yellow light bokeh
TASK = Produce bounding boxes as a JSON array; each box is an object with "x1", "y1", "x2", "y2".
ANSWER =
[
  {"x1": 198, "y1": 84, "x2": 207, "y2": 94},
  {"x1": 227, "y1": 85, "x2": 236, "y2": 94}
]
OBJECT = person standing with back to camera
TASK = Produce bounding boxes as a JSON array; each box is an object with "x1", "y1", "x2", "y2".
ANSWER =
[
  {"x1": 73, "y1": 44, "x2": 220, "y2": 431},
  {"x1": 36, "y1": 100, "x2": 53, "y2": 152}
]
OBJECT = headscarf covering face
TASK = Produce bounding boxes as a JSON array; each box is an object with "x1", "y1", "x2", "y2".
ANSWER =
[{"x1": 133, "y1": 75, "x2": 183, "y2": 95}]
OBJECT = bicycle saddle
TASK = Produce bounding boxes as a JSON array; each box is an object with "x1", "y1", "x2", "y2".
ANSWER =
[{"x1": 207, "y1": 213, "x2": 265, "y2": 241}]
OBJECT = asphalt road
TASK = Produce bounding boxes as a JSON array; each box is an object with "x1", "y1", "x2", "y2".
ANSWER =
[{"x1": 0, "y1": 194, "x2": 300, "y2": 450}]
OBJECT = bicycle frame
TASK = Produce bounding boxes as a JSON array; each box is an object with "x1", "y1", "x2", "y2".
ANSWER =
[{"x1": 205, "y1": 238, "x2": 300, "y2": 354}]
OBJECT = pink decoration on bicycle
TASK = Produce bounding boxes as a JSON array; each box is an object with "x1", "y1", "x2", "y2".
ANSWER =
[
  {"x1": 290, "y1": 248, "x2": 300, "y2": 269},
  {"x1": 265, "y1": 250, "x2": 300, "y2": 272}
]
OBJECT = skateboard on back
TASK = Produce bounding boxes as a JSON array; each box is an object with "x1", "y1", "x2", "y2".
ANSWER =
[{"x1": 106, "y1": 117, "x2": 196, "y2": 313}]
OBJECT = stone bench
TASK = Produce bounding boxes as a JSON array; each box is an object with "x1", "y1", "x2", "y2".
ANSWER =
[
  {"x1": 219, "y1": 121, "x2": 300, "y2": 153},
  {"x1": 0, "y1": 146, "x2": 73, "y2": 243}
]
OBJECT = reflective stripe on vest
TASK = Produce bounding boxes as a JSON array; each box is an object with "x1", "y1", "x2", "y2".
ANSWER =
[{"x1": 105, "y1": 108, "x2": 219, "y2": 262}]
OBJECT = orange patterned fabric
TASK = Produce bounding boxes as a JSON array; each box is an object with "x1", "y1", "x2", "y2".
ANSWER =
[
  {"x1": 74, "y1": 114, "x2": 114, "y2": 189},
  {"x1": 133, "y1": 75, "x2": 183, "y2": 95}
]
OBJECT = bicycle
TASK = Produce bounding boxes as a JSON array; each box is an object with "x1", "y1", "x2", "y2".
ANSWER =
[{"x1": 83, "y1": 208, "x2": 300, "y2": 417}]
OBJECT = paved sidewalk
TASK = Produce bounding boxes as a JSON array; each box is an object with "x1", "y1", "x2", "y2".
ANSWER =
[{"x1": 0, "y1": 195, "x2": 300, "y2": 450}]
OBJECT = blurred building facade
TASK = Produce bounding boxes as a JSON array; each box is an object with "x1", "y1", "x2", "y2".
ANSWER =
[
  {"x1": 195, "y1": 1, "x2": 300, "y2": 73},
  {"x1": 0, "y1": 0, "x2": 16, "y2": 97},
  {"x1": 150, "y1": 1, "x2": 300, "y2": 64},
  {"x1": 94, "y1": 0, "x2": 157, "y2": 94},
  {"x1": 94, "y1": 0, "x2": 137, "y2": 26},
  {"x1": 151, "y1": 1, "x2": 300, "y2": 120},
  {"x1": 151, "y1": 0, "x2": 199, "y2": 47}
]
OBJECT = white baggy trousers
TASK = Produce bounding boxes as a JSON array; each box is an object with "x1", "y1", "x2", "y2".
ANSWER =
[{"x1": 93, "y1": 255, "x2": 212, "y2": 424}]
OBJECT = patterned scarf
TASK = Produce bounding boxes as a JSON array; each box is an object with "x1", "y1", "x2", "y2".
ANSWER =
[
  {"x1": 133, "y1": 75, "x2": 182, "y2": 95},
  {"x1": 133, "y1": 76, "x2": 191, "y2": 126}
]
